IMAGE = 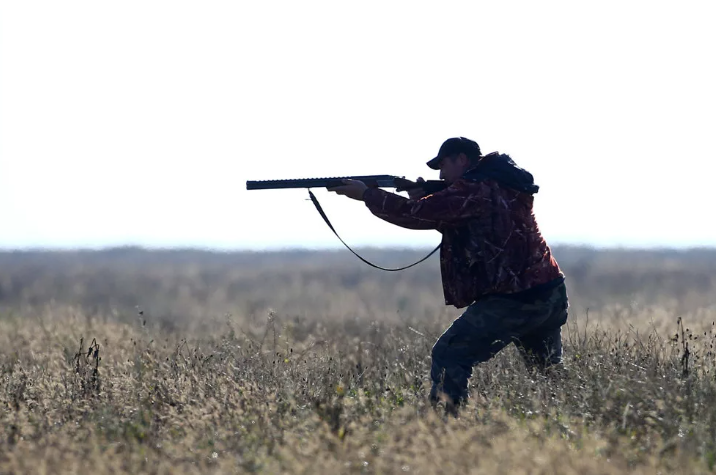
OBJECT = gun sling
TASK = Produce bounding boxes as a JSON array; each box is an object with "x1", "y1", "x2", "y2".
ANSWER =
[{"x1": 307, "y1": 190, "x2": 441, "y2": 272}]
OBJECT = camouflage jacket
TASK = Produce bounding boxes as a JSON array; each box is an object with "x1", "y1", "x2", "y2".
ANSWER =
[{"x1": 362, "y1": 168, "x2": 564, "y2": 308}]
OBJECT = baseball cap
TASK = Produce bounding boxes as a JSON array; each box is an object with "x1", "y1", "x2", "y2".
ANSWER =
[{"x1": 426, "y1": 137, "x2": 482, "y2": 170}]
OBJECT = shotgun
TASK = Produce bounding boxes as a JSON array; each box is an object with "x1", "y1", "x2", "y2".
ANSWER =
[
  {"x1": 245, "y1": 174, "x2": 444, "y2": 271},
  {"x1": 246, "y1": 175, "x2": 447, "y2": 194}
]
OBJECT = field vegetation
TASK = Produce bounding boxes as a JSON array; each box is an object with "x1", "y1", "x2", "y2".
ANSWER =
[{"x1": 1, "y1": 246, "x2": 716, "y2": 474}]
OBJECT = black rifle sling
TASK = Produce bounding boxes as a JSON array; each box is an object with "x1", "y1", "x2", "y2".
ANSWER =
[{"x1": 308, "y1": 190, "x2": 441, "y2": 272}]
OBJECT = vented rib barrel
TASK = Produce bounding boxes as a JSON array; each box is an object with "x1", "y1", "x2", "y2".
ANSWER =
[{"x1": 246, "y1": 175, "x2": 400, "y2": 190}]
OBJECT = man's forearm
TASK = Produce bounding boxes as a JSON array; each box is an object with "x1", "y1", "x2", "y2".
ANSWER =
[{"x1": 363, "y1": 188, "x2": 439, "y2": 230}]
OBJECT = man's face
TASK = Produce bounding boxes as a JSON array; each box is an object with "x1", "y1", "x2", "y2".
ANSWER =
[{"x1": 438, "y1": 153, "x2": 469, "y2": 183}]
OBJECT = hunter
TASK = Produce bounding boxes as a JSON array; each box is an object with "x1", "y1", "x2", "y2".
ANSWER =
[{"x1": 328, "y1": 136, "x2": 569, "y2": 414}]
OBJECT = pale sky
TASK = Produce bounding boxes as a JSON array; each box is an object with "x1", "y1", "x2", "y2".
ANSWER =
[{"x1": 1, "y1": 1, "x2": 714, "y2": 250}]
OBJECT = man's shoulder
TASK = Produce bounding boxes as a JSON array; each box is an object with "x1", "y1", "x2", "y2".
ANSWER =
[
  {"x1": 450, "y1": 177, "x2": 505, "y2": 195},
  {"x1": 447, "y1": 178, "x2": 531, "y2": 211}
]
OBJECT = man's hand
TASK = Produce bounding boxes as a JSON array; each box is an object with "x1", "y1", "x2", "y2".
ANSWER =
[
  {"x1": 407, "y1": 177, "x2": 428, "y2": 200},
  {"x1": 327, "y1": 179, "x2": 368, "y2": 201}
]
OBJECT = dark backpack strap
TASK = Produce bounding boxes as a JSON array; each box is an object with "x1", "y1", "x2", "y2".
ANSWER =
[{"x1": 308, "y1": 190, "x2": 441, "y2": 271}]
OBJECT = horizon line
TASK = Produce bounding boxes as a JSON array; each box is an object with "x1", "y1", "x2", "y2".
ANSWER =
[{"x1": 1, "y1": 243, "x2": 716, "y2": 253}]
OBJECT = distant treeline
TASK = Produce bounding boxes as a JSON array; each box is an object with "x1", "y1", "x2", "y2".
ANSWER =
[{"x1": 1, "y1": 246, "x2": 714, "y2": 330}]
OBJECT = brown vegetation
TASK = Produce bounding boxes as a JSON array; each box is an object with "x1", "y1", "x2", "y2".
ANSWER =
[{"x1": 1, "y1": 246, "x2": 716, "y2": 473}]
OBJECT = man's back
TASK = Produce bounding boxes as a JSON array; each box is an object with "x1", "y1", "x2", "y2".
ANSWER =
[{"x1": 433, "y1": 176, "x2": 563, "y2": 307}]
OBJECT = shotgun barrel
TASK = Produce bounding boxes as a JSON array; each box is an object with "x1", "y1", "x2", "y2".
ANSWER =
[
  {"x1": 246, "y1": 175, "x2": 401, "y2": 190},
  {"x1": 246, "y1": 175, "x2": 446, "y2": 194}
]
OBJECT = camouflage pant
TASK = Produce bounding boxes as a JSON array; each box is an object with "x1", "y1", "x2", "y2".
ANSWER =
[{"x1": 429, "y1": 281, "x2": 569, "y2": 407}]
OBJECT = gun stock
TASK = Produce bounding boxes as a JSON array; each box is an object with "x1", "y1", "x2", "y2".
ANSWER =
[{"x1": 393, "y1": 177, "x2": 447, "y2": 195}]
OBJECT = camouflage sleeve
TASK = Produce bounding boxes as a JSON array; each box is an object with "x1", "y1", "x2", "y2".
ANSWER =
[{"x1": 362, "y1": 180, "x2": 486, "y2": 230}]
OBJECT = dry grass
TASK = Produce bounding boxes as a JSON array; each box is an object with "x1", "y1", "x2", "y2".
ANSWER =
[{"x1": 1, "y1": 246, "x2": 716, "y2": 474}]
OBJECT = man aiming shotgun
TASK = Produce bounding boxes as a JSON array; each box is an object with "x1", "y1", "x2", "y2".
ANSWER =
[{"x1": 327, "y1": 136, "x2": 569, "y2": 415}]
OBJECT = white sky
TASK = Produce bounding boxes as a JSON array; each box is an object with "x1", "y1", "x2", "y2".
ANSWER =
[{"x1": 1, "y1": 0, "x2": 714, "y2": 250}]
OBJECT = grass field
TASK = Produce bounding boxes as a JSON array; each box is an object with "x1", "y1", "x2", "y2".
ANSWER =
[{"x1": 1, "y1": 246, "x2": 716, "y2": 474}]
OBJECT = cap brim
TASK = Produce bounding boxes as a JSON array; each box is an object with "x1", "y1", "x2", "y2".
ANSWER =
[{"x1": 426, "y1": 156, "x2": 441, "y2": 170}]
